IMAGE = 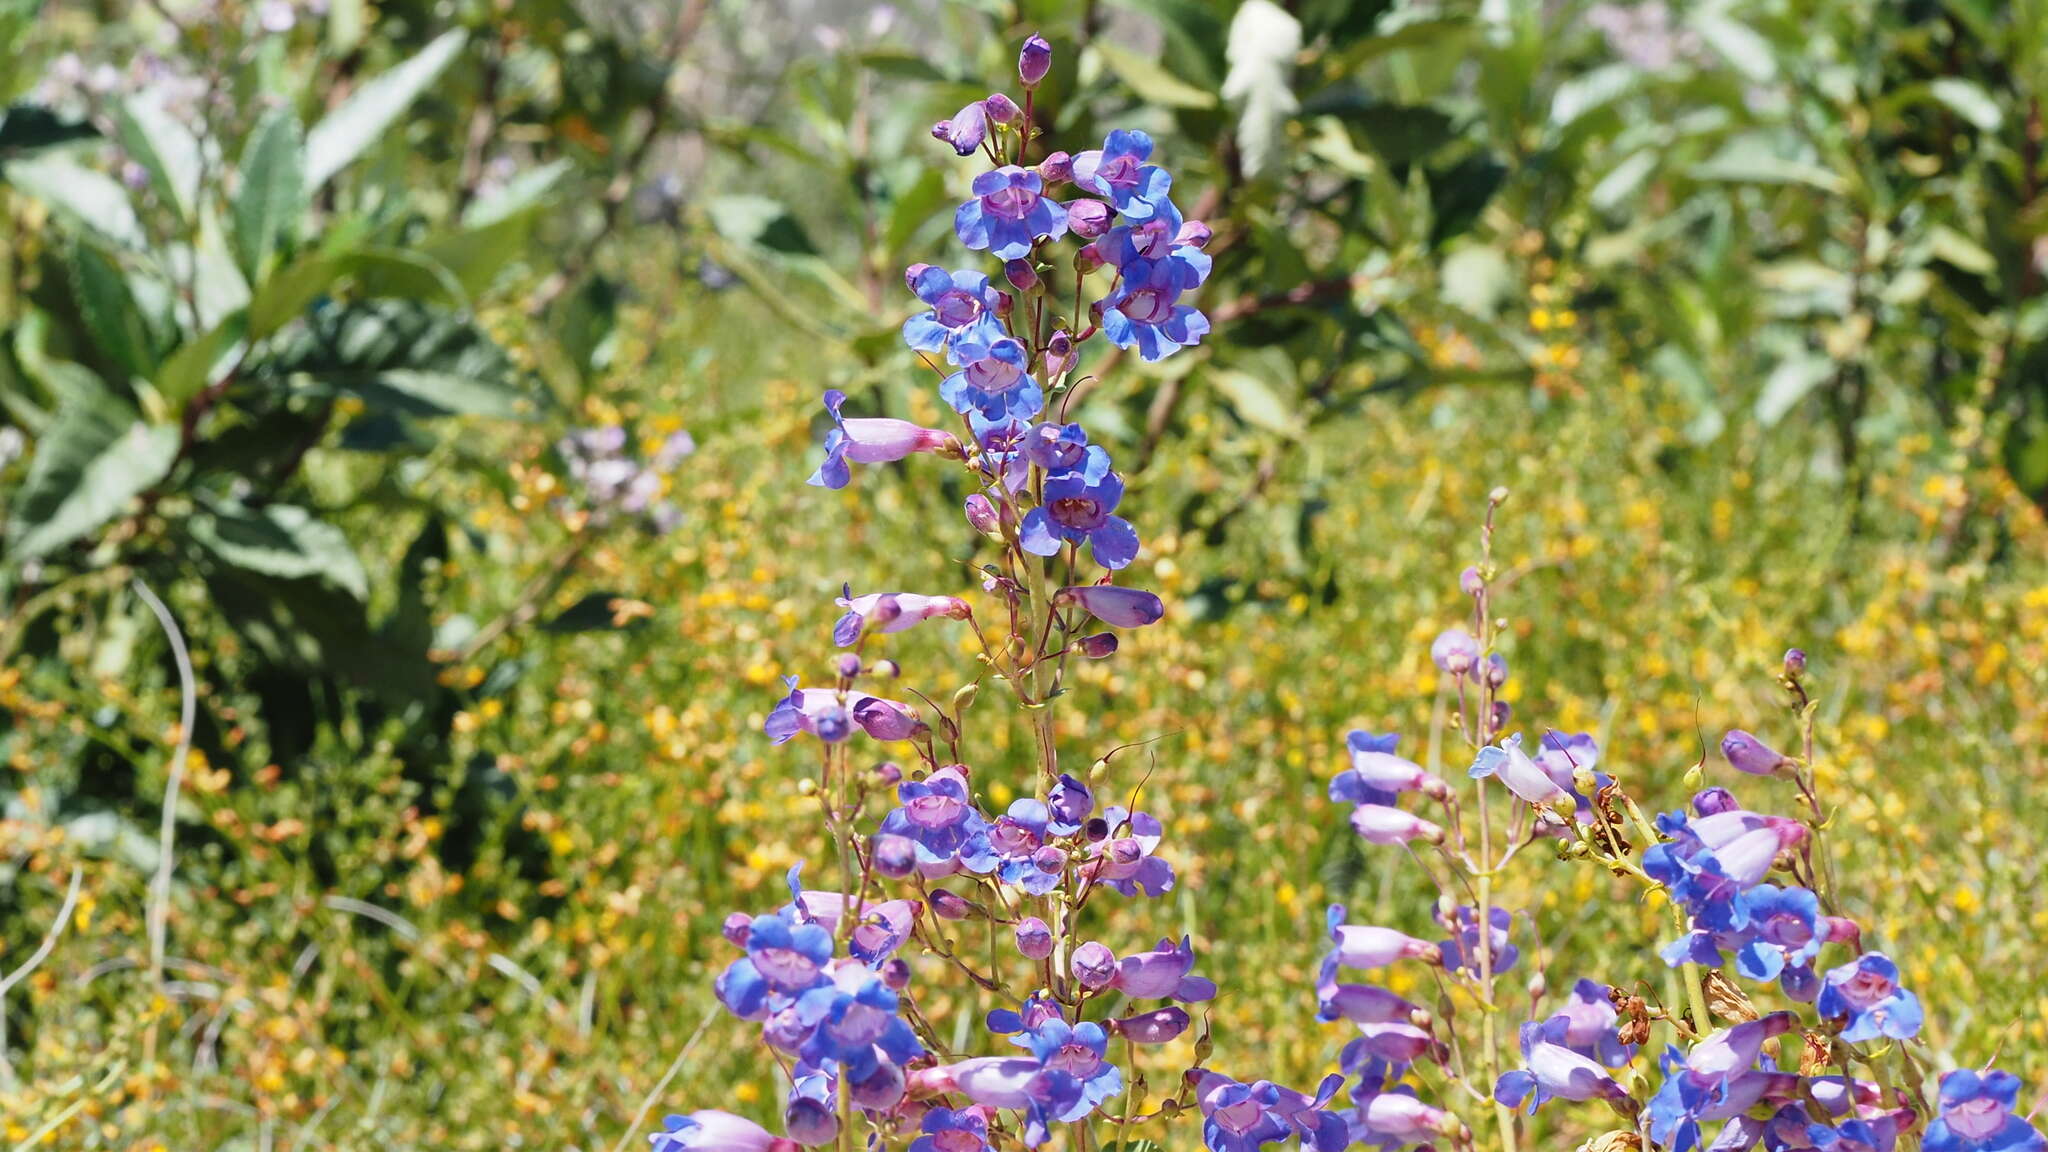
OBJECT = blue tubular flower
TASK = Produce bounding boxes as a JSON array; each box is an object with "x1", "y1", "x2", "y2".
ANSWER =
[
  {"x1": 1924, "y1": 1070, "x2": 2048, "y2": 1152},
  {"x1": 1436, "y1": 904, "x2": 1518, "y2": 978},
  {"x1": 1085, "y1": 806, "x2": 1175, "y2": 896},
  {"x1": 907, "y1": 1108, "x2": 995, "y2": 1152},
  {"x1": 876, "y1": 766, "x2": 997, "y2": 877},
  {"x1": 901, "y1": 265, "x2": 1007, "y2": 362},
  {"x1": 1112, "y1": 935, "x2": 1216, "y2": 1002},
  {"x1": 832, "y1": 586, "x2": 971, "y2": 647},
  {"x1": 650, "y1": 1111, "x2": 799, "y2": 1152},
  {"x1": 1333, "y1": 731, "x2": 1450, "y2": 805},
  {"x1": 1190, "y1": 1072, "x2": 1350, "y2": 1152},
  {"x1": 1732, "y1": 884, "x2": 1824, "y2": 986},
  {"x1": 1020, "y1": 467, "x2": 1138, "y2": 569},
  {"x1": 1493, "y1": 1017, "x2": 1629, "y2": 1114},
  {"x1": 1071, "y1": 130, "x2": 1173, "y2": 220},
  {"x1": 1021, "y1": 421, "x2": 1111, "y2": 479},
  {"x1": 808, "y1": 389, "x2": 961, "y2": 490},
  {"x1": 1551, "y1": 979, "x2": 1637, "y2": 1068},
  {"x1": 744, "y1": 907, "x2": 834, "y2": 995},
  {"x1": 1817, "y1": 952, "x2": 1922, "y2": 1042},
  {"x1": 1098, "y1": 256, "x2": 1211, "y2": 361},
  {"x1": 955, "y1": 166, "x2": 1066, "y2": 260},
  {"x1": 940, "y1": 337, "x2": 1044, "y2": 420},
  {"x1": 968, "y1": 409, "x2": 1032, "y2": 490},
  {"x1": 1013, "y1": 1015, "x2": 1122, "y2": 1119},
  {"x1": 793, "y1": 963, "x2": 924, "y2": 1081}
]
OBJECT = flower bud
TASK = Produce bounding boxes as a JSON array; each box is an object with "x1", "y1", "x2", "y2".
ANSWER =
[
  {"x1": 1003, "y1": 259, "x2": 1040, "y2": 292},
  {"x1": 1044, "y1": 329, "x2": 1076, "y2": 376},
  {"x1": 932, "y1": 102, "x2": 988, "y2": 156},
  {"x1": 871, "y1": 833, "x2": 918, "y2": 878},
  {"x1": 880, "y1": 957, "x2": 912, "y2": 990},
  {"x1": 1078, "y1": 633, "x2": 1118, "y2": 659},
  {"x1": 722, "y1": 912, "x2": 752, "y2": 948},
  {"x1": 873, "y1": 659, "x2": 901, "y2": 679},
  {"x1": 983, "y1": 92, "x2": 1022, "y2": 126},
  {"x1": 1488, "y1": 701, "x2": 1512, "y2": 734},
  {"x1": 963, "y1": 493, "x2": 1002, "y2": 537},
  {"x1": 1720, "y1": 730, "x2": 1790, "y2": 776},
  {"x1": 1783, "y1": 648, "x2": 1807, "y2": 677},
  {"x1": 1483, "y1": 652, "x2": 1509, "y2": 688},
  {"x1": 1692, "y1": 786, "x2": 1741, "y2": 815},
  {"x1": 1056, "y1": 585, "x2": 1164, "y2": 628},
  {"x1": 1174, "y1": 219, "x2": 1213, "y2": 249},
  {"x1": 1067, "y1": 200, "x2": 1112, "y2": 239},
  {"x1": 994, "y1": 289, "x2": 1015, "y2": 319},
  {"x1": 874, "y1": 761, "x2": 903, "y2": 786},
  {"x1": 1430, "y1": 629, "x2": 1478, "y2": 674},
  {"x1": 785, "y1": 1098, "x2": 839, "y2": 1147},
  {"x1": 1460, "y1": 566, "x2": 1484, "y2": 597},
  {"x1": 1018, "y1": 33, "x2": 1052, "y2": 88},
  {"x1": 1074, "y1": 242, "x2": 1105, "y2": 273},
  {"x1": 1113, "y1": 1006, "x2": 1190, "y2": 1044},
  {"x1": 928, "y1": 889, "x2": 975, "y2": 920},
  {"x1": 835, "y1": 652, "x2": 862, "y2": 679},
  {"x1": 1037, "y1": 150, "x2": 1073, "y2": 184},
  {"x1": 1014, "y1": 916, "x2": 1053, "y2": 959},
  {"x1": 1072, "y1": 941, "x2": 1117, "y2": 988}
]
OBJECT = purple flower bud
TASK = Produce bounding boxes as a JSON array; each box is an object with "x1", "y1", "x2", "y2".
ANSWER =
[
  {"x1": 1720, "y1": 730, "x2": 1789, "y2": 776},
  {"x1": 722, "y1": 912, "x2": 752, "y2": 948},
  {"x1": 1692, "y1": 786, "x2": 1740, "y2": 816},
  {"x1": 1003, "y1": 259, "x2": 1040, "y2": 292},
  {"x1": 1460, "y1": 566, "x2": 1484, "y2": 596},
  {"x1": 983, "y1": 93, "x2": 1021, "y2": 126},
  {"x1": 1037, "y1": 151, "x2": 1073, "y2": 184},
  {"x1": 964, "y1": 493, "x2": 1001, "y2": 535},
  {"x1": 1048, "y1": 774, "x2": 1094, "y2": 827},
  {"x1": 1783, "y1": 648, "x2": 1807, "y2": 676},
  {"x1": 872, "y1": 833, "x2": 918, "y2": 878},
  {"x1": 994, "y1": 289, "x2": 1015, "y2": 319},
  {"x1": 874, "y1": 761, "x2": 904, "y2": 786},
  {"x1": 1174, "y1": 219, "x2": 1213, "y2": 249},
  {"x1": 1018, "y1": 33, "x2": 1052, "y2": 88},
  {"x1": 1489, "y1": 701, "x2": 1512, "y2": 732},
  {"x1": 929, "y1": 889, "x2": 975, "y2": 920},
  {"x1": 873, "y1": 659, "x2": 900, "y2": 679},
  {"x1": 1045, "y1": 329, "x2": 1076, "y2": 375},
  {"x1": 881, "y1": 957, "x2": 912, "y2": 990},
  {"x1": 1350, "y1": 804, "x2": 1445, "y2": 846},
  {"x1": 785, "y1": 1098, "x2": 838, "y2": 1147},
  {"x1": 1075, "y1": 242, "x2": 1105, "y2": 273},
  {"x1": 904, "y1": 263, "x2": 936, "y2": 293},
  {"x1": 1072, "y1": 941, "x2": 1117, "y2": 988},
  {"x1": 1078, "y1": 633, "x2": 1118, "y2": 659},
  {"x1": 1483, "y1": 652, "x2": 1509, "y2": 688},
  {"x1": 1068, "y1": 200, "x2": 1112, "y2": 239},
  {"x1": 1113, "y1": 1006, "x2": 1190, "y2": 1044},
  {"x1": 1030, "y1": 844, "x2": 1065, "y2": 876},
  {"x1": 1056, "y1": 585, "x2": 1164, "y2": 628},
  {"x1": 853, "y1": 696, "x2": 928, "y2": 742},
  {"x1": 835, "y1": 653, "x2": 862, "y2": 679},
  {"x1": 1430, "y1": 629, "x2": 1478, "y2": 674},
  {"x1": 933, "y1": 102, "x2": 988, "y2": 156},
  {"x1": 1015, "y1": 917, "x2": 1053, "y2": 959}
]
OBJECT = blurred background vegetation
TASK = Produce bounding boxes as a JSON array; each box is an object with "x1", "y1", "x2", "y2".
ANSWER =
[{"x1": 2, "y1": 0, "x2": 2047, "y2": 1147}]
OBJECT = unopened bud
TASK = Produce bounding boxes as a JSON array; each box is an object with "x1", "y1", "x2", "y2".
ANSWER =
[
  {"x1": 1037, "y1": 150, "x2": 1072, "y2": 184},
  {"x1": 1068, "y1": 201, "x2": 1112, "y2": 239},
  {"x1": 964, "y1": 493, "x2": 1001, "y2": 536},
  {"x1": 928, "y1": 889, "x2": 976, "y2": 920},
  {"x1": 881, "y1": 957, "x2": 912, "y2": 990},
  {"x1": 951, "y1": 683, "x2": 979, "y2": 715},
  {"x1": 983, "y1": 92, "x2": 1021, "y2": 126},
  {"x1": 1460, "y1": 566, "x2": 1484, "y2": 596},
  {"x1": 1078, "y1": 633, "x2": 1118, "y2": 659},
  {"x1": 796, "y1": 777, "x2": 818, "y2": 796},
  {"x1": 994, "y1": 289, "x2": 1015, "y2": 319},
  {"x1": 1003, "y1": 259, "x2": 1040, "y2": 292},
  {"x1": 1014, "y1": 916, "x2": 1053, "y2": 958},
  {"x1": 1783, "y1": 648, "x2": 1807, "y2": 677},
  {"x1": 836, "y1": 652, "x2": 862, "y2": 679},
  {"x1": 871, "y1": 834, "x2": 917, "y2": 878},
  {"x1": 1018, "y1": 33, "x2": 1052, "y2": 88},
  {"x1": 873, "y1": 659, "x2": 901, "y2": 679},
  {"x1": 1045, "y1": 329, "x2": 1076, "y2": 376}
]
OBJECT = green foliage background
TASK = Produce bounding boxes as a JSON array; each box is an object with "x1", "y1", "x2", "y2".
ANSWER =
[{"x1": 2, "y1": 0, "x2": 2047, "y2": 1148}]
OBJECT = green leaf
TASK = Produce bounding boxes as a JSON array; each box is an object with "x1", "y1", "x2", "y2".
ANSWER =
[
  {"x1": 259, "y1": 299, "x2": 530, "y2": 419},
  {"x1": 6, "y1": 393, "x2": 178, "y2": 558},
  {"x1": 1689, "y1": 136, "x2": 1844, "y2": 194},
  {"x1": 1341, "y1": 104, "x2": 1456, "y2": 166},
  {"x1": 543, "y1": 592, "x2": 651, "y2": 633},
  {"x1": 189, "y1": 499, "x2": 368, "y2": 600},
  {"x1": 1928, "y1": 78, "x2": 2003, "y2": 132},
  {"x1": 1, "y1": 151, "x2": 144, "y2": 248},
  {"x1": 1221, "y1": 0, "x2": 1301, "y2": 177},
  {"x1": 0, "y1": 103, "x2": 96, "y2": 158},
  {"x1": 154, "y1": 311, "x2": 250, "y2": 407},
  {"x1": 883, "y1": 168, "x2": 948, "y2": 256},
  {"x1": 116, "y1": 92, "x2": 204, "y2": 222},
  {"x1": 233, "y1": 106, "x2": 305, "y2": 279},
  {"x1": 707, "y1": 195, "x2": 819, "y2": 257},
  {"x1": 1211, "y1": 358, "x2": 1304, "y2": 437},
  {"x1": 1094, "y1": 41, "x2": 1218, "y2": 110},
  {"x1": 1755, "y1": 351, "x2": 1832, "y2": 427},
  {"x1": 1335, "y1": 15, "x2": 1471, "y2": 66},
  {"x1": 68, "y1": 238, "x2": 155, "y2": 380},
  {"x1": 460, "y1": 157, "x2": 570, "y2": 229},
  {"x1": 304, "y1": 29, "x2": 467, "y2": 190}
]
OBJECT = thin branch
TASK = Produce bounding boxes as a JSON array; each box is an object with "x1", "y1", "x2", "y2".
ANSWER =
[
  {"x1": 0, "y1": 866, "x2": 84, "y2": 1089},
  {"x1": 608, "y1": 1002, "x2": 721, "y2": 1152},
  {"x1": 132, "y1": 576, "x2": 196, "y2": 992}
]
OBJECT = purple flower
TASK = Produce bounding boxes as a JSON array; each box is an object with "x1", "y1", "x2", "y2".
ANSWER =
[
  {"x1": 1113, "y1": 1006, "x2": 1191, "y2": 1044},
  {"x1": 907, "y1": 1108, "x2": 993, "y2": 1152},
  {"x1": 1316, "y1": 982, "x2": 1419, "y2": 1028},
  {"x1": 1071, "y1": 130, "x2": 1173, "y2": 220},
  {"x1": 1082, "y1": 806, "x2": 1175, "y2": 896},
  {"x1": 983, "y1": 93, "x2": 1021, "y2": 125},
  {"x1": 1646, "y1": 809, "x2": 1808, "y2": 932},
  {"x1": 1018, "y1": 33, "x2": 1052, "y2": 87},
  {"x1": 933, "y1": 101, "x2": 989, "y2": 156},
  {"x1": 792, "y1": 961, "x2": 924, "y2": 1081},
  {"x1": 1071, "y1": 941, "x2": 1117, "y2": 988},
  {"x1": 851, "y1": 695, "x2": 928, "y2": 742},
  {"x1": 765, "y1": 679, "x2": 854, "y2": 744},
  {"x1": 1332, "y1": 732, "x2": 1450, "y2": 805},
  {"x1": 1551, "y1": 979, "x2": 1637, "y2": 1067},
  {"x1": 1648, "y1": 1017, "x2": 1802, "y2": 1152},
  {"x1": 1015, "y1": 917, "x2": 1053, "y2": 959},
  {"x1": 1534, "y1": 731, "x2": 1610, "y2": 825},
  {"x1": 649, "y1": 1112, "x2": 799, "y2": 1152},
  {"x1": 1021, "y1": 422, "x2": 1109, "y2": 476},
  {"x1": 1325, "y1": 906, "x2": 1441, "y2": 970},
  {"x1": 1188, "y1": 1071, "x2": 1350, "y2": 1152},
  {"x1": 1350, "y1": 804, "x2": 1444, "y2": 846},
  {"x1": 1056, "y1": 584, "x2": 1163, "y2": 627},
  {"x1": 1722, "y1": 730, "x2": 1791, "y2": 776},
  {"x1": 1817, "y1": 952, "x2": 1922, "y2": 1043},
  {"x1": 940, "y1": 337, "x2": 1044, "y2": 420},
  {"x1": 1113, "y1": 935, "x2": 1217, "y2": 1001},
  {"x1": 1430, "y1": 629, "x2": 1479, "y2": 674},
  {"x1": 968, "y1": 409, "x2": 1033, "y2": 490},
  {"x1": 1020, "y1": 467, "x2": 1139, "y2": 568},
  {"x1": 901, "y1": 266, "x2": 1008, "y2": 363},
  {"x1": 876, "y1": 766, "x2": 998, "y2": 877},
  {"x1": 1924, "y1": 1070, "x2": 2047, "y2": 1152},
  {"x1": 955, "y1": 166, "x2": 1067, "y2": 261},
  {"x1": 809, "y1": 390, "x2": 960, "y2": 489},
  {"x1": 1469, "y1": 735, "x2": 1573, "y2": 807},
  {"x1": 1493, "y1": 1016, "x2": 1629, "y2": 1114},
  {"x1": 1098, "y1": 255, "x2": 1210, "y2": 361},
  {"x1": 1436, "y1": 904, "x2": 1518, "y2": 977},
  {"x1": 783, "y1": 1074, "x2": 837, "y2": 1147},
  {"x1": 1067, "y1": 199, "x2": 1113, "y2": 238},
  {"x1": 833, "y1": 585, "x2": 971, "y2": 646},
  {"x1": 1346, "y1": 1089, "x2": 1463, "y2": 1149}
]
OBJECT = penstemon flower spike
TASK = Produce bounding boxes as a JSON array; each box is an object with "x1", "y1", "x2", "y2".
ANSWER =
[{"x1": 647, "y1": 36, "x2": 2047, "y2": 1152}]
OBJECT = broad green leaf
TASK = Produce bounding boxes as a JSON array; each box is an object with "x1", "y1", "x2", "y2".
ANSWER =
[
  {"x1": 1, "y1": 151, "x2": 143, "y2": 247},
  {"x1": 1221, "y1": 0, "x2": 1301, "y2": 177},
  {"x1": 304, "y1": 29, "x2": 467, "y2": 190},
  {"x1": 1690, "y1": 12, "x2": 1776, "y2": 84},
  {"x1": 233, "y1": 106, "x2": 305, "y2": 279},
  {"x1": 0, "y1": 103, "x2": 95, "y2": 157},
  {"x1": 192, "y1": 211, "x2": 253, "y2": 331},
  {"x1": 68, "y1": 238, "x2": 155, "y2": 380},
  {"x1": 116, "y1": 92, "x2": 204, "y2": 221},
  {"x1": 707, "y1": 195, "x2": 820, "y2": 257},
  {"x1": 1929, "y1": 78, "x2": 2002, "y2": 132},
  {"x1": 1549, "y1": 63, "x2": 1637, "y2": 128},
  {"x1": 190, "y1": 500, "x2": 368, "y2": 600},
  {"x1": 883, "y1": 168, "x2": 948, "y2": 256},
  {"x1": 1689, "y1": 137, "x2": 1844, "y2": 194},
  {"x1": 460, "y1": 157, "x2": 569, "y2": 229},
  {"x1": 1341, "y1": 104, "x2": 1456, "y2": 166},
  {"x1": 1211, "y1": 361, "x2": 1304, "y2": 437},
  {"x1": 259, "y1": 299, "x2": 530, "y2": 419},
  {"x1": 1094, "y1": 41, "x2": 1218, "y2": 110},
  {"x1": 1755, "y1": 351, "x2": 1832, "y2": 426},
  {"x1": 155, "y1": 311, "x2": 250, "y2": 407},
  {"x1": 1334, "y1": 15, "x2": 1472, "y2": 66},
  {"x1": 6, "y1": 393, "x2": 178, "y2": 558}
]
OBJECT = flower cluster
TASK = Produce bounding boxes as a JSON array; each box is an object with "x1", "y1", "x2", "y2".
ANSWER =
[{"x1": 555, "y1": 425, "x2": 695, "y2": 534}]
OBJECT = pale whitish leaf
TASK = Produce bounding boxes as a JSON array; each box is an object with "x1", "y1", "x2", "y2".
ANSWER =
[
  {"x1": 1221, "y1": 0, "x2": 1301, "y2": 178},
  {"x1": 1929, "y1": 225, "x2": 1997, "y2": 277},
  {"x1": 1755, "y1": 352, "x2": 1832, "y2": 426},
  {"x1": 1690, "y1": 12, "x2": 1776, "y2": 84},
  {"x1": 233, "y1": 106, "x2": 305, "y2": 278},
  {"x1": 117, "y1": 91, "x2": 204, "y2": 220},
  {"x1": 1690, "y1": 136, "x2": 1844, "y2": 194},
  {"x1": 2, "y1": 151, "x2": 143, "y2": 248},
  {"x1": 191, "y1": 501, "x2": 369, "y2": 600},
  {"x1": 1211, "y1": 359, "x2": 1303, "y2": 437},
  {"x1": 460, "y1": 157, "x2": 570, "y2": 229},
  {"x1": 1929, "y1": 78, "x2": 2002, "y2": 132},
  {"x1": 1093, "y1": 41, "x2": 1218, "y2": 110},
  {"x1": 193, "y1": 212, "x2": 252, "y2": 331},
  {"x1": 1439, "y1": 246, "x2": 1512, "y2": 318},
  {"x1": 305, "y1": 29, "x2": 467, "y2": 189},
  {"x1": 6, "y1": 393, "x2": 179, "y2": 558},
  {"x1": 1550, "y1": 63, "x2": 1637, "y2": 128},
  {"x1": 1591, "y1": 149, "x2": 1658, "y2": 212}
]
